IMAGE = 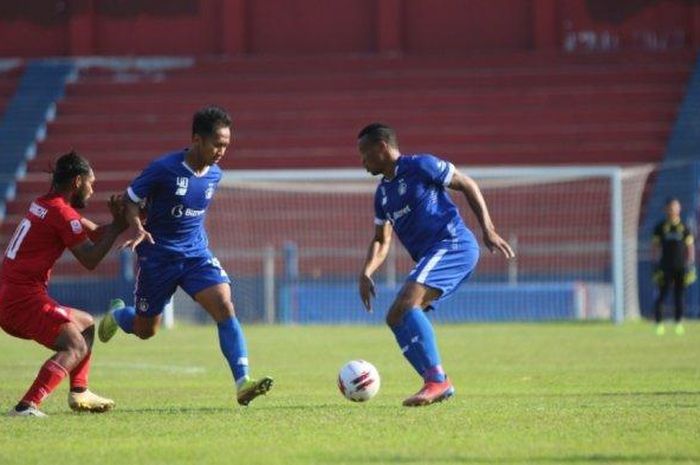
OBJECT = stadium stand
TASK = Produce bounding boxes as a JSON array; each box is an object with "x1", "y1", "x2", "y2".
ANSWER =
[
  {"x1": 0, "y1": 61, "x2": 74, "y2": 218},
  {"x1": 0, "y1": 52, "x2": 694, "y2": 317},
  {"x1": 0, "y1": 61, "x2": 23, "y2": 210},
  {"x1": 0, "y1": 61, "x2": 21, "y2": 114},
  {"x1": 5, "y1": 52, "x2": 692, "y2": 228}
]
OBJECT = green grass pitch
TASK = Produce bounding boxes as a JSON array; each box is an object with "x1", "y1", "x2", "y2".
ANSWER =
[{"x1": 1, "y1": 322, "x2": 699, "y2": 465}]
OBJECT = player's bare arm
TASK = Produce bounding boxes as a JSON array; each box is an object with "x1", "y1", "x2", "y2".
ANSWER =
[
  {"x1": 120, "y1": 195, "x2": 154, "y2": 251},
  {"x1": 70, "y1": 194, "x2": 129, "y2": 270},
  {"x1": 448, "y1": 170, "x2": 515, "y2": 259},
  {"x1": 80, "y1": 204, "x2": 122, "y2": 242},
  {"x1": 359, "y1": 222, "x2": 392, "y2": 312}
]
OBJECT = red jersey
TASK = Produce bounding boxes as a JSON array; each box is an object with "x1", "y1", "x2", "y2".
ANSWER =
[{"x1": 1, "y1": 193, "x2": 87, "y2": 290}]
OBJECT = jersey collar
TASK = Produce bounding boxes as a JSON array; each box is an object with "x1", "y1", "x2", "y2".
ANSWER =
[
  {"x1": 181, "y1": 151, "x2": 210, "y2": 177},
  {"x1": 381, "y1": 156, "x2": 402, "y2": 183}
]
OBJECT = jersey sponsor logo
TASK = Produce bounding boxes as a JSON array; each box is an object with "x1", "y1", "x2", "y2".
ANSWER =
[
  {"x1": 171, "y1": 204, "x2": 206, "y2": 218},
  {"x1": 205, "y1": 183, "x2": 215, "y2": 199},
  {"x1": 380, "y1": 186, "x2": 388, "y2": 205},
  {"x1": 398, "y1": 178, "x2": 407, "y2": 196},
  {"x1": 175, "y1": 177, "x2": 189, "y2": 196},
  {"x1": 29, "y1": 202, "x2": 48, "y2": 219},
  {"x1": 390, "y1": 204, "x2": 412, "y2": 221},
  {"x1": 70, "y1": 219, "x2": 83, "y2": 234}
]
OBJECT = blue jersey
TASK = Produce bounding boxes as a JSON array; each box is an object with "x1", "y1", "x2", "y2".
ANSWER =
[
  {"x1": 127, "y1": 150, "x2": 221, "y2": 260},
  {"x1": 373, "y1": 154, "x2": 476, "y2": 261}
]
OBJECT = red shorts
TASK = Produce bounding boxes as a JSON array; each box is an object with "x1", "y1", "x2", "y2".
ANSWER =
[{"x1": 0, "y1": 284, "x2": 74, "y2": 349}]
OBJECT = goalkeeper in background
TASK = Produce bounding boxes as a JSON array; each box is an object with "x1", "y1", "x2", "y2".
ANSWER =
[
  {"x1": 357, "y1": 123, "x2": 514, "y2": 407},
  {"x1": 652, "y1": 197, "x2": 695, "y2": 335}
]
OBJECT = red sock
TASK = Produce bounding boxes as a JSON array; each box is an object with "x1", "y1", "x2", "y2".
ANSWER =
[
  {"x1": 21, "y1": 360, "x2": 68, "y2": 407},
  {"x1": 70, "y1": 351, "x2": 91, "y2": 390}
]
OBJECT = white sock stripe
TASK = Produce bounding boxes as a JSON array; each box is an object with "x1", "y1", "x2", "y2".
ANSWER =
[{"x1": 416, "y1": 249, "x2": 448, "y2": 284}]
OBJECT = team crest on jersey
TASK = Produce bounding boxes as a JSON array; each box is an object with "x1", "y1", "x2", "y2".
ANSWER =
[
  {"x1": 138, "y1": 298, "x2": 149, "y2": 312},
  {"x1": 398, "y1": 178, "x2": 407, "y2": 196},
  {"x1": 175, "y1": 177, "x2": 189, "y2": 196},
  {"x1": 70, "y1": 219, "x2": 83, "y2": 234},
  {"x1": 205, "y1": 183, "x2": 214, "y2": 199}
]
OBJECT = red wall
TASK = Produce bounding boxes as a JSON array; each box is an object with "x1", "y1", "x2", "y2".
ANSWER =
[
  {"x1": 0, "y1": 0, "x2": 698, "y2": 57},
  {"x1": 402, "y1": 0, "x2": 534, "y2": 53},
  {"x1": 247, "y1": 0, "x2": 375, "y2": 54}
]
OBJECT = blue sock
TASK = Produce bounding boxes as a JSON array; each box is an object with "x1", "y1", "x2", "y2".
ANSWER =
[
  {"x1": 113, "y1": 306, "x2": 136, "y2": 334},
  {"x1": 390, "y1": 319, "x2": 426, "y2": 377},
  {"x1": 403, "y1": 308, "x2": 446, "y2": 383},
  {"x1": 217, "y1": 317, "x2": 249, "y2": 385}
]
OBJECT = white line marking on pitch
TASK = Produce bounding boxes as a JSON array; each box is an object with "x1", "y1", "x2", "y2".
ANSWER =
[
  {"x1": 7, "y1": 361, "x2": 206, "y2": 375},
  {"x1": 98, "y1": 362, "x2": 206, "y2": 374}
]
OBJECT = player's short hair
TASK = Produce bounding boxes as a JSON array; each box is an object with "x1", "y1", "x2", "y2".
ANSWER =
[
  {"x1": 192, "y1": 105, "x2": 232, "y2": 138},
  {"x1": 357, "y1": 123, "x2": 398, "y2": 148},
  {"x1": 51, "y1": 151, "x2": 91, "y2": 188}
]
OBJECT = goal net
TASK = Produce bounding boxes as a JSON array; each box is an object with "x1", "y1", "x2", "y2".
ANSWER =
[{"x1": 177, "y1": 165, "x2": 652, "y2": 324}]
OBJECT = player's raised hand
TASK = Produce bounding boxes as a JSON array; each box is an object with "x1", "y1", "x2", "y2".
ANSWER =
[
  {"x1": 483, "y1": 229, "x2": 515, "y2": 259},
  {"x1": 107, "y1": 194, "x2": 129, "y2": 232},
  {"x1": 359, "y1": 274, "x2": 376, "y2": 312},
  {"x1": 120, "y1": 227, "x2": 155, "y2": 252}
]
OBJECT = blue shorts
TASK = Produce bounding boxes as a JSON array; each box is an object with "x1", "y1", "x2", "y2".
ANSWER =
[
  {"x1": 134, "y1": 254, "x2": 231, "y2": 317},
  {"x1": 407, "y1": 242, "x2": 479, "y2": 310}
]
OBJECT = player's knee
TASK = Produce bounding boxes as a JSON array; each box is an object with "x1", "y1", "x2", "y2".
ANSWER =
[
  {"x1": 221, "y1": 301, "x2": 235, "y2": 318},
  {"x1": 67, "y1": 334, "x2": 89, "y2": 361},
  {"x1": 211, "y1": 301, "x2": 235, "y2": 322},
  {"x1": 134, "y1": 326, "x2": 157, "y2": 340},
  {"x1": 385, "y1": 308, "x2": 406, "y2": 327},
  {"x1": 385, "y1": 313, "x2": 399, "y2": 327}
]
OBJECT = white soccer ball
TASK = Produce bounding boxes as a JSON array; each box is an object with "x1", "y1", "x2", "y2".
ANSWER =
[{"x1": 337, "y1": 360, "x2": 381, "y2": 402}]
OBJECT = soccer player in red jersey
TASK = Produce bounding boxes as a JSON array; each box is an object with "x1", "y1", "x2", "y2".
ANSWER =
[{"x1": 0, "y1": 151, "x2": 128, "y2": 417}]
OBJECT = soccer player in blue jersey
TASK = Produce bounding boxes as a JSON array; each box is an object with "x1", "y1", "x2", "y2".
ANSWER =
[
  {"x1": 98, "y1": 106, "x2": 273, "y2": 406},
  {"x1": 357, "y1": 123, "x2": 515, "y2": 407}
]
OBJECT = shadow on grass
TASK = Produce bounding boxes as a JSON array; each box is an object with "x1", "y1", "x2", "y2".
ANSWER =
[
  {"x1": 107, "y1": 406, "x2": 233, "y2": 414},
  {"x1": 334, "y1": 454, "x2": 699, "y2": 464},
  {"x1": 109, "y1": 403, "x2": 403, "y2": 414},
  {"x1": 469, "y1": 391, "x2": 700, "y2": 399}
]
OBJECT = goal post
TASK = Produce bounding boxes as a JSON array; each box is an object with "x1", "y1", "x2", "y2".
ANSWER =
[{"x1": 189, "y1": 165, "x2": 652, "y2": 324}]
